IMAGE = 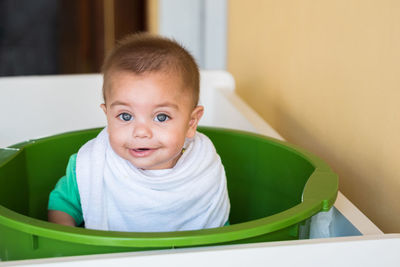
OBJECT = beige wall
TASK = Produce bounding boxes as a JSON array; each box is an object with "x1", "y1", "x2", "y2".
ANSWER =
[{"x1": 228, "y1": 0, "x2": 400, "y2": 233}]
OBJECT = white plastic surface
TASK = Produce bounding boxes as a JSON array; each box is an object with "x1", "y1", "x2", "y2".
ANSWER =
[
  {"x1": 2, "y1": 235, "x2": 399, "y2": 266},
  {"x1": 0, "y1": 74, "x2": 105, "y2": 148}
]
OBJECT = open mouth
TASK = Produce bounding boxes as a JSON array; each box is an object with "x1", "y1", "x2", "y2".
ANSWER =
[
  {"x1": 133, "y1": 148, "x2": 150, "y2": 152},
  {"x1": 130, "y1": 147, "x2": 155, "y2": 157}
]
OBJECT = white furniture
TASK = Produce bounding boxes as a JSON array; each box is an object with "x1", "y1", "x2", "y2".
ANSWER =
[{"x1": 2, "y1": 234, "x2": 399, "y2": 267}]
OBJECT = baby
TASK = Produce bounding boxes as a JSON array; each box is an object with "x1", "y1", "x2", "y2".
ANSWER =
[{"x1": 48, "y1": 33, "x2": 230, "y2": 232}]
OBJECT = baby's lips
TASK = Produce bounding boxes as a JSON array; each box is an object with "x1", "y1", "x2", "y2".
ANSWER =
[
  {"x1": 133, "y1": 148, "x2": 151, "y2": 151},
  {"x1": 129, "y1": 147, "x2": 156, "y2": 158}
]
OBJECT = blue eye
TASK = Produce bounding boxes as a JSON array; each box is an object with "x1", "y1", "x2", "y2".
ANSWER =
[
  {"x1": 118, "y1": 113, "x2": 133, "y2": 122},
  {"x1": 154, "y1": 113, "x2": 169, "y2": 122}
]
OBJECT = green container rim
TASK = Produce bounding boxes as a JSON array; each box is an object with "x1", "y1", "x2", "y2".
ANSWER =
[{"x1": 0, "y1": 127, "x2": 338, "y2": 247}]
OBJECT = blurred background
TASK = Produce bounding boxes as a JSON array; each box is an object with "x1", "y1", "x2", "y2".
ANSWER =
[
  {"x1": 1, "y1": 0, "x2": 399, "y2": 235},
  {"x1": 0, "y1": 0, "x2": 146, "y2": 76},
  {"x1": 0, "y1": 0, "x2": 225, "y2": 76}
]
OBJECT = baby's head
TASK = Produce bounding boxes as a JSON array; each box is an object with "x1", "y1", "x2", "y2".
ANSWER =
[
  {"x1": 102, "y1": 33, "x2": 200, "y2": 107},
  {"x1": 100, "y1": 33, "x2": 204, "y2": 170}
]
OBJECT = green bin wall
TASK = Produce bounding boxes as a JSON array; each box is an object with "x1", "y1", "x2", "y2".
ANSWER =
[{"x1": 0, "y1": 127, "x2": 338, "y2": 261}]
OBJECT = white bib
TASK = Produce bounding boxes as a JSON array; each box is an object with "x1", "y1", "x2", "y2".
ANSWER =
[{"x1": 76, "y1": 128, "x2": 230, "y2": 232}]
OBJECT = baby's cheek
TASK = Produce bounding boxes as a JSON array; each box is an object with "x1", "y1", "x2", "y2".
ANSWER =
[
  {"x1": 156, "y1": 127, "x2": 178, "y2": 142},
  {"x1": 108, "y1": 129, "x2": 129, "y2": 150},
  {"x1": 167, "y1": 134, "x2": 186, "y2": 152}
]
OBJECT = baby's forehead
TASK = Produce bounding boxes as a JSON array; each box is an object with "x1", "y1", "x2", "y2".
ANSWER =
[
  {"x1": 109, "y1": 70, "x2": 186, "y2": 91},
  {"x1": 105, "y1": 70, "x2": 197, "y2": 105}
]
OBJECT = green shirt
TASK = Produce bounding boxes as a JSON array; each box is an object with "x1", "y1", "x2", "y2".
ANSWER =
[{"x1": 48, "y1": 154, "x2": 83, "y2": 226}]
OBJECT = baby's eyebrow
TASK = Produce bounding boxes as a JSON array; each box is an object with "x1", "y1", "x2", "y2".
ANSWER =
[
  {"x1": 109, "y1": 101, "x2": 179, "y2": 110},
  {"x1": 154, "y1": 102, "x2": 179, "y2": 110},
  {"x1": 110, "y1": 101, "x2": 130, "y2": 108}
]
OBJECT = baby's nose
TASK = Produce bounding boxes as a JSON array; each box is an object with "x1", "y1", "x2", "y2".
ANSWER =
[{"x1": 132, "y1": 122, "x2": 152, "y2": 138}]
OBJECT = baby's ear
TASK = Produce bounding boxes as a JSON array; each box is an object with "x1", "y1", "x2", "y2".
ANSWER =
[
  {"x1": 100, "y1": 103, "x2": 107, "y2": 115},
  {"x1": 186, "y1": 105, "x2": 204, "y2": 138}
]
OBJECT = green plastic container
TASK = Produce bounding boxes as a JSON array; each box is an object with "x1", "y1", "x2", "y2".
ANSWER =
[{"x1": 0, "y1": 127, "x2": 337, "y2": 261}]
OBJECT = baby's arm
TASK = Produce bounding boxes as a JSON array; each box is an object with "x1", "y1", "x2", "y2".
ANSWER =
[
  {"x1": 48, "y1": 154, "x2": 83, "y2": 227},
  {"x1": 48, "y1": 210, "x2": 76, "y2": 227}
]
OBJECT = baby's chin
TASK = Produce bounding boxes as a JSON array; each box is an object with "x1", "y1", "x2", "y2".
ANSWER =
[
  {"x1": 121, "y1": 157, "x2": 164, "y2": 170},
  {"x1": 128, "y1": 154, "x2": 182, "y2": 170}
]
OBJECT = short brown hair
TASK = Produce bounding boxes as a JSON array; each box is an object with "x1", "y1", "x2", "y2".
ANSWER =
[{"x1": 102, "y1": 33, "x2": 200, "y2": 106}]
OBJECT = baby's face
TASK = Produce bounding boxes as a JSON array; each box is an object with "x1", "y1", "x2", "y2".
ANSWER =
[{"x1": 101, "y1": 71, "x2": 203, "y2": 170}]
